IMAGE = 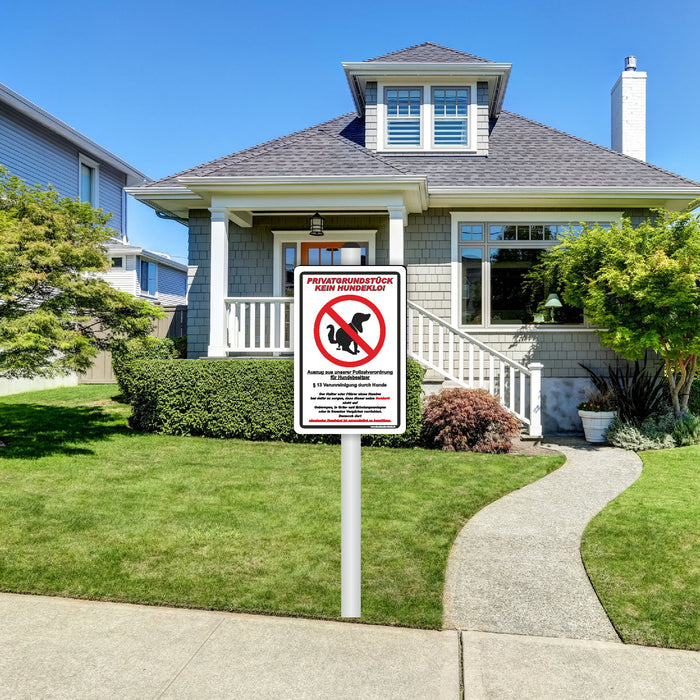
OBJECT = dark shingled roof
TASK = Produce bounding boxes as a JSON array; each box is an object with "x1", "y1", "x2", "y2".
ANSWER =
[
  {"x1": 145, "y1": 111, "x2": 699, "y2": 190},
  {"x1": 364, "y1": 42, "x2": 493, "y2": 64}
]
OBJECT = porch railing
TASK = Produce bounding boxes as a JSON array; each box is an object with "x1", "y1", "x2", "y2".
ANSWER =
[
  {"x1": 226, "y1": 297, "x2": 294, "y2": 353},
  {"x1": 407, "y1": 301, "x2": 542, "y2": 436},
  {"x1": 224, "y1": 296, "x2": 542, "y2": 436}
]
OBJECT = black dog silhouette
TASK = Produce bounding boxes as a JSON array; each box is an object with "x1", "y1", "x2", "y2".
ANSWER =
[{"x1": 327, "y1": 312, "x2": 371, "y2": 355}]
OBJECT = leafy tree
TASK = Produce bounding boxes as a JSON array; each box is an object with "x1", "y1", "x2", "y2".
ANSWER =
[
  {"x1": 0, "y1": 168, "x2": 163, "y2": 378},
  {"x1": 533, "y1": 211, "x2": 700, "y2": 417}
]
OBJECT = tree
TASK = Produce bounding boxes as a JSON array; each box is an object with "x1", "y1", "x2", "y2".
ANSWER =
[
  {"x1": 0, "y1": 168, "x2": 163, "y2": 378},
  {"x1": 534, "y1": 210, "x2": 700, "y2": 417}
]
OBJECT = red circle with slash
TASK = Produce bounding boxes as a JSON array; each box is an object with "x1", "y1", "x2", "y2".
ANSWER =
[{"x1": 313, "y1": 295, "x2": 386, "y2": 368}]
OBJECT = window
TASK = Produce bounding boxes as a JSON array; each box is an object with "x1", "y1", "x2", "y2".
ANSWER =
[
  {"x1": 140, "y1": 261, "x2": 157, "y2": 296},
  {"x1": 451, "y1": 214, "x2": 623, "y2": 327},
  {"x1": 79, "y1": 155, "x2": 99, "y2": 206},
  {"x1": 385, "y1": 88, "x2": 421, "y2": 146},
  {"x1": 433, "y1": 88, "x2": 469, "y2": 146},
  {"x1": 111, "y1": 257, "x2": 123, "y2": 268}
]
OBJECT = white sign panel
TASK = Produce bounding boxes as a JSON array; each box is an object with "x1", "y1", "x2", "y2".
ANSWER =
[{"x1": 294, "y1": 266, "x2": 406, "y2": 434}]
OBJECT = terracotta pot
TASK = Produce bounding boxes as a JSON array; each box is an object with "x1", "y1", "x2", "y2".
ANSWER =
[{"x1": 578, "y1": 410, "x2": 617, "y2": 443}]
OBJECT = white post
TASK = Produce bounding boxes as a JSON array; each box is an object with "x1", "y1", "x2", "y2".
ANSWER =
[
  {"x1": 387, "y1": 207, "x2": 405, "y2": 265},
  {"x1": 529, "y1": 362, "x2": 544, "y2": 438},
  {"x1": 340, "y1": 242, "x2": 362, "y2": 617},
  {"x1": 341, "y1": 433, "x2": 361, "y2": 617},
  {"x1": 207, "y1": 208, "x2": 229, "y2": 357}
]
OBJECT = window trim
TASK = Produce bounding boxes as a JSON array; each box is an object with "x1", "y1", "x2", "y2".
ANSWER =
[
  {"x1": 431, "y1": 86, "x2": 470, "y2": 150},
  {"x1": 384, "y1": 86, "x2": 423, "y2": 149},
  {"x1": 377, "y1": 81, "x2": 477, "y2": 153},
  {"x1": 450, "y1": 211, "x2": 623, "y2": 329},
  {"x1": 139, "y1": 259, "x2": 158, "y2": 297},
  {"x1": 271, "y1": 230, "x2": 377, "y2": 297},
  {"x1": 78, "y1": 154, "x2": 99, "y2": 206}
]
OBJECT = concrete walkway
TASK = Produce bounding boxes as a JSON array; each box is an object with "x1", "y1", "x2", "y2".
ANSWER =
[
  {"x1": 1, "y1": 593, "x2": 699, "y2": 699},
  {"x1": 444, "y1": 437, "x2": 643, "y2": 639}
]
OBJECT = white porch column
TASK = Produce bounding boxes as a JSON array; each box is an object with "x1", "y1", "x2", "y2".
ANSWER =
[
  {"x1": 207, "y1": 208, "x2": 229, "y2": 357},
  {"x1": 528, "y1": 362, "x2": 544, "y2": 438},
  {"x1": 387, "y1": 207, "x2": 405, "y2": 265}
]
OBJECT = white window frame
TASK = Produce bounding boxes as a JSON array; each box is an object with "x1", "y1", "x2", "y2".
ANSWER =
[
  {"x1": 272, "y1": 230, "x2": 377, "y2": 297},
  {"x1": 78, "y1": 154, "x2": 100, "y2": 206},
  {"x1": 383, "y1": 86, "x2": 423, "y2": 149},
  {"x1": 449, "y1": 211, "x2": 623, "y2": 330},
  {"x1": 432, "y1": 86, "x2": 470, "y2": 150},
  {"x1": 377, "y1": 81, "x2": 477, "y2": 153}
]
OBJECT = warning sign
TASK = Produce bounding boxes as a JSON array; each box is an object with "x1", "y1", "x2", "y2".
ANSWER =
[{"x1": 294, "y1": 266, "x2": 406, "y2": 434}]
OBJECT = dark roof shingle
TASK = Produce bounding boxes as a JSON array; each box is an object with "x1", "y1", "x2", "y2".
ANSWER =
[
  {"x1": 364, "y1": 42, "x2": 493, "y2": 64},
  {"x1": 144, "y1": 111, "x2": 699, "y2": 190}
]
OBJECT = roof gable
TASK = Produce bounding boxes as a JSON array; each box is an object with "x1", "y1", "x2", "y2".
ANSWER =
[{"x1": 364, "y1": 42, "x2": 493, "y2": 64}]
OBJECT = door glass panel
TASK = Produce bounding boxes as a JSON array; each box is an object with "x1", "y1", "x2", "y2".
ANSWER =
[{"x1": 461, "y1": 248, "x2": 482, "y2": 325}]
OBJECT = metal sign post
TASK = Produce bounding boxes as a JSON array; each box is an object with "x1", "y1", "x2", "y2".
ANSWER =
[{"x1": 294, "y1": 249, "x2": 406, "y2": 618}]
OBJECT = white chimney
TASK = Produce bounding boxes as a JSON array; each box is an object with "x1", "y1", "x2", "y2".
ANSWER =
[{"x1": 611, "y1": 56, "x2": 647, "y2": 161}]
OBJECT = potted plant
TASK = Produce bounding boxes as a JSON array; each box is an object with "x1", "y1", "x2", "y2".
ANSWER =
[{"x1": 577, "y1": 392, "x2": 617, "y2": 443}]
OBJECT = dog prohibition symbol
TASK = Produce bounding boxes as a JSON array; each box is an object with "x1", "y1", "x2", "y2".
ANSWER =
[{"x1": 327, "y1": 312, "x2": 371, "y2": 355}]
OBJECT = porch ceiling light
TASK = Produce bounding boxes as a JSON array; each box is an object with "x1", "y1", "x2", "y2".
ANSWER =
[
  {"x1": 309, "y1": 212, "x2": 324, "y2": 237},
  {"x1": 544, "y1": 293, "x2": 563, "y2": 308}
]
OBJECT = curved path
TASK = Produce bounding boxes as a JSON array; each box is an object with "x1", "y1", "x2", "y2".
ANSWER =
[{"x1": 443, "y1": 438, "x2": 642, "y2": 640}]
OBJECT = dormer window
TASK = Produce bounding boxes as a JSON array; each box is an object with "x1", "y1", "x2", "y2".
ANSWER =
[
  {"x1": 386, "y1": 88, "x2": 421, "y2": 146},
  {"x1": 433, "y1": 88, "x2": 469, "y2": 146}
]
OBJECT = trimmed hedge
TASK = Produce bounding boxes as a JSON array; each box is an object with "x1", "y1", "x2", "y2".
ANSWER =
[{"x1": 124, "y1": 358, "x2": 424, "y2": 447}]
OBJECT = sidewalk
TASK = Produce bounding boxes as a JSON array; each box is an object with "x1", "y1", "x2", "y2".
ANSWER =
[{"x1": 1, "y1": 592, "x2": 699, "y2": 699}]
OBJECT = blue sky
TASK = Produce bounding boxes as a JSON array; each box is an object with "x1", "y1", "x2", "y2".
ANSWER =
[{"x1": 2, "y1": 0, "x2": 699, "y2": 262}]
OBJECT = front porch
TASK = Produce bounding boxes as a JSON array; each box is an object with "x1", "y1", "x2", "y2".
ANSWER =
[{"x1": 222, "y1": 296, "x2": 543, "y2": 436}]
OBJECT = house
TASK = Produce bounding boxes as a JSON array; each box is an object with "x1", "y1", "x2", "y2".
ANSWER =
[
  {"x1": 127, "y1": 43, "x2": 700, "y2": 435},
  {"x1": 0, "y1": 81, "x2": 185, "y2": 389},
  {"x1": 0, "y1": 81, "x2": 147, "y2": 238},
  {"x1": 101, "y1": 241, "x2": 188, "y2": 307}
]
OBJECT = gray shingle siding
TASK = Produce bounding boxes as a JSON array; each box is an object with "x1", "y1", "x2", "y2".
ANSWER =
[
  {"x1": 365, "y1": 82, "x2": 377, "y2": 151},
  {"x1": 0, "y1": 100, "x2": 127, "y2": 234},
  {"x1": 187, "y1": 210, "x2": 211, "y2": 358}
]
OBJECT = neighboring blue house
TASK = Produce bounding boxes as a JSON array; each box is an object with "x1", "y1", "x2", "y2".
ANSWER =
[
  {"x1": 0, "y1": 80, "x2": 147, "y2": 236},
  {"x1": 0, "y1": 81, "x2": 185, "y2": 390},
  {"x1": 129, "y1": 43, "x2": 700, "y2": 434}
]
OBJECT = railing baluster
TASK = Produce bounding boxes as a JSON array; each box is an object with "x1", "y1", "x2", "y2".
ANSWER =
[
  {"x1": 438, "y1": 325, "x2": 444, "y2": 373},
  {"x1": 458, "y1": 339, "x2": 464, "y2": 382},
  {"x1": 408, "y1": 306, "x2": 414, "y2": 356},
  {"x1": 509, "y1": 366, "x2": 515, "y2": 412},
  {"x1": 448, "y1": 331, "x2": 454, "y2": 380},
  {"x1": 428, "y1": 320, "x2": 434, "y2": 367},
  {"x1": 520, "y1": 372, "x2": 526, "y2": 419},
  {"x1": 479, "y1": 349, "x2": 484, "y2": 389},
  {"x1": 249, "y1": 303, "x2": 256, "y2": 351},
  {"x1": 499, "y1": 360, "x2": 505, "y2": 404},
  {"x1": 469, "y1": 344, "x2": 474, "y2": 388},
  {"x1": 418, "y1": 314, "x2": 424, "y2": 363},
  {"x1": 489, "y1": 355, "x2": 495, "y2": 395},
  {"x1": 260, "y1": 302, "x2": 266, "y2": 350}
]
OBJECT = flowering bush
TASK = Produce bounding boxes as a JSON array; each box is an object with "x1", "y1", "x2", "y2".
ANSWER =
[
  {"x1": 421, "y1": 388, "x2": 522, "y2": 453},
  {"x1": 577, "y1": 391, "x2": 616, "y2": 412}
]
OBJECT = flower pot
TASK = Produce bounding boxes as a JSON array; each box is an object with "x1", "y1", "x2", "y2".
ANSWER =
[{"x1": 578, "y1": 410, "x2": 617, "y2": 443}]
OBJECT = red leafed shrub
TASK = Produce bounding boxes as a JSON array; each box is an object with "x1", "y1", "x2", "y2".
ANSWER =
[{"x1": 421, "y1": 388, "x2": 522, "y2": 453}]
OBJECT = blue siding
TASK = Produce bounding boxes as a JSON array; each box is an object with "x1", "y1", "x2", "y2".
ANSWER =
[{"x1": 0, "y1": 101, "x2": 126, "y2": 234}]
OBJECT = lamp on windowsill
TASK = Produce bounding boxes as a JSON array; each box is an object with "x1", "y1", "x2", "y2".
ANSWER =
[
  {"x1": 309, "y1": 212, "x2": 324, "y2": 237},
  {"x1": 544, "y1": 293, "x2": 563, "y2": 323}
]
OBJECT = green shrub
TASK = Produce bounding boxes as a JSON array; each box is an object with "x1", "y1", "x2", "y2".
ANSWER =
[
  {"x1": 122, "y1": 358, "x2": 424, "y2": 447},
  {"x1": 607, "y1": 412, "x2": 677, "y2": 451},
  {"x1": 672, "y1": 413, "x2": 700, "y2": 447},
  {"x1": 420, "y1": 388, "x2": 521, "y2": 453},
  {"x1": 111, "y1": 336, "x2": 179, "y2": 401}
]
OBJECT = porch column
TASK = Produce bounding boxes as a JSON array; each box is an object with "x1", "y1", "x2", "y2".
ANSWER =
[
  {"x1": 387, "y1": 207, "x2": 405, "y2": 265},
  {"x1": 207, "y1": 208, "x2": 229, "y2": 357}
]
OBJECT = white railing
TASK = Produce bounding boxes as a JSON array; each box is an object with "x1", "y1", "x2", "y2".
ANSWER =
[
  {"x1": 407, "y1": 301, "x2": 542, "y2": 436},
  {"x1": 224, "y1": 296, "x2": 542, "y2": 436},
  {"x1": 225, "y1": 297, "x2": 294, "y2": 353}
]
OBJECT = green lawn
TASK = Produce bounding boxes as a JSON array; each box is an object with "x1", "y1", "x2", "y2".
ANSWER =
[
  {"x1": 0, "y1": 385, "x2": 563, "y2": 628},
  {"x1": 582, "y1": 447, "x2": 700, "y2": 650}
]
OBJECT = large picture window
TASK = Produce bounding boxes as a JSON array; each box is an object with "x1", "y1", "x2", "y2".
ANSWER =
[{"x1": 452, "y1": 215, "x2": 621, "y2": 328}]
